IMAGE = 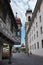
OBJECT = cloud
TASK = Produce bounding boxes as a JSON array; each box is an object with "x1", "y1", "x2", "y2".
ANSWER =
[
  {"x1": 10, "y1": 0, "x2": 37, "y2": 44},
  {"x1": 29, "y1": 0, "x2": 37, "y2": 11},
  {"x1": 10, "y1": 0, "x2": 37, "y2": 26}
]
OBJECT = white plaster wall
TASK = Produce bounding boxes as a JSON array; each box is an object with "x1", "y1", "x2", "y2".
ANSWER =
[{"x1": 28, "y1": 1, "x2": 43, "y2": 56}]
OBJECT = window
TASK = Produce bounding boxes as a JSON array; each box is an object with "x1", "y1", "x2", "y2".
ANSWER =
[
  {"x1": 40, "y1": 26, "x2": 43, "y2": 34},
  {"x1": 42, "y1": 40, "x2": 43, "y2": 48},
  {"x1": 34, "y1": 44, "x2": 36, "y2": 49},
  {"x1": 28, "y1": 16, "x2": 31, "y2": 21},
  {"x1": 36, "y1": 22, "x2": 38, "y2": 27},
  {"x1": 39, "y1": 15, "x2": 41, "y2": 22},
  {"x1": 37, "y1": 42, "x2": 39, "y2": 49},
  {"x1": 37, "y1": 31, "x2": 38, "y2": 37},
  {"x1": 34, "y1": 34, "x2": 35, "y2": 39}
]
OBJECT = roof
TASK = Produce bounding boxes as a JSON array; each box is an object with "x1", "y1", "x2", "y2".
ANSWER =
[
  {"x1": 25, "y1": 8, "x2": 32, "y2": 16},
  {"x1": 26, "y1": 10, "x2": 32, "y2": 13}
]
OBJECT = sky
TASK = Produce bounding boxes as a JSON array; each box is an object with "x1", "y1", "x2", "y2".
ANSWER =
[{"x1": 10, "y1": 0, "x2": 37, "y2": 46}]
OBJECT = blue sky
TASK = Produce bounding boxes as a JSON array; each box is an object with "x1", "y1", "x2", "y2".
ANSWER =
[{"x1": 10, "y1": 0, "x2": 37, "y2": 46}]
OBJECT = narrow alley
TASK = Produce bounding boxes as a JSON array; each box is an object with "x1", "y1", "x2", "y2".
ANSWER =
[
  {"x1": 0, "y1": 0, "x2": 43, "y2": 65},
  {"x1": 0, "y1": 53, "x2": 43, "y2": 65}
]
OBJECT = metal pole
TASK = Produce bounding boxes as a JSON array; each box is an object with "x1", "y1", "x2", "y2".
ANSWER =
[{"x1": 8, "y1": 44, "x2": 12, "y2": 64}]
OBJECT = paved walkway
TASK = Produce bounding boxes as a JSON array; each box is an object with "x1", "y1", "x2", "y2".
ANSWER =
[
  {"x1": 0, "y1": 53, "x2": 43, "y2": 65},
  {"x1": 12, "y1": 53, "x2": 43, "y2": 65}
]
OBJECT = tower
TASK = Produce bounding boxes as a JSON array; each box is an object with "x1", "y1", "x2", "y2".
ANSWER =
[
  {"x1": 25, "y1": 8, "x2": 32, "y2": 54},
  {"x1": 25, "y1": 9, "x2": 32, "y2": 27}
]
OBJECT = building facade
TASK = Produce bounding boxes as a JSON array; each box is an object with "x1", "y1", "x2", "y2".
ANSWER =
[
  {"x1": 27, "y1": 0, "x2": 43, "y2": 56},
  {"x1": 25, "y1": 9, "x2": 32, "y2": 53},
  {"x1": 0, "y1": 0, "x2": 22, "y2": 61}
]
